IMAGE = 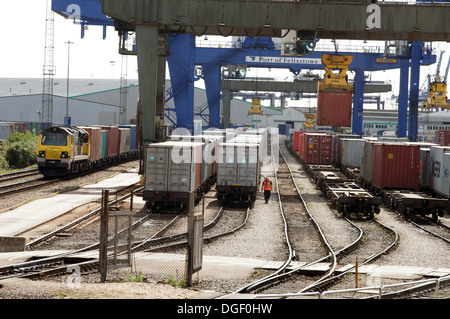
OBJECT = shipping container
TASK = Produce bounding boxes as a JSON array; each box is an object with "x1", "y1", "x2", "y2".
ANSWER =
[
  {"x1": 292, "y1": 131, "x2": 303, "y2": 154},
  {"x1": 169, "y1": 135, "x2": 213, "y2": 185},
  {"x1": 119, "y1": 128, "x2": 131, "y2": 154},
  {"x1": 370, "y1": 143, "x2": 420, "y2": 190},
  {"x1": 429, "y1": 146, "x2": 450, "y2": 196},
  {"x1": 419, "y1": 147, "x2": 431, "y2": 190},
  {"x1": 144, "y1": 141, "x2": 204, "y2": 202},
  {"x1": 377, "y1": 136, "x2": 410, "y2": 142},
  {"x1": 119, "y1": 125, "x2": 137, "y2": 151},
  {"x1": 340, "y1": 138, "x2": 366, "y2": 168},
  {"x1": 278, "y1": 124, "x2": 292, "y2": 135},
  {"x1": 101, "y1": 130, "x2": 108, "y2": 159},
  {"x1": 437, "y1": 130, "x2": 450, "y2": 146},
  {"x1": 80, "y1": 126, "x2": 103, "y2": 162},
  {"x1": 202, "y1": 128, "x2": 235, "y2": 142},
  {"x1": 216, "y1": 142, "x2": 261, "y2": 202},
  {"x1": 302, "y1": 133, "x2": 332, "y2": 165},
  {"x1": 332, "y1": 133, "x2": 360, "y2": 165},
  {"x1": 97, "y1": 125, "x2": 120, "y2": 157},
  {"x1": 360, "y1": 141, "x2": 375, "y2": 184},
  {"x1": 316, "y1": 91, "x2": 353, "y2": 127},
  {"x1": 0, "y1": 122, "x2": 15, "y2": 140}
]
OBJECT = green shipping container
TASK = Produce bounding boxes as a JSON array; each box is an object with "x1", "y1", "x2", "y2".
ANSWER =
[{"x1": 101, "y1": 130, "x2": 107, "y2": 158}]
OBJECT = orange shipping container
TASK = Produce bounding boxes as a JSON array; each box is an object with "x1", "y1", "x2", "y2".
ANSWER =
[
  {"x1": 80, "y1": 127, "x2": 102, "y2": 162},
  {"x1": 317, "y1": 91, "x2": 353, "y2": 127}
]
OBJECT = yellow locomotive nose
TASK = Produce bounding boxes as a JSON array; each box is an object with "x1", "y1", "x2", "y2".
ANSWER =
[{"x1": 45, "y1": 149, "x2": 62, "y2": 159}]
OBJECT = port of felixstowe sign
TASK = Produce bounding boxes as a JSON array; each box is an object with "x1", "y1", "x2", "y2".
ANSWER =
[{"x1": 245, "y1": 56, "x2": 322, "y2": 65}]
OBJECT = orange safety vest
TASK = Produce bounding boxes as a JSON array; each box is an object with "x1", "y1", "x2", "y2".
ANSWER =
[{"x1": 263, "y1": 179, "x2": 272, "y2": 191}]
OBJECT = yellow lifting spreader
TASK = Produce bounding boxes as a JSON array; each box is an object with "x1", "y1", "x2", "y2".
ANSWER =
[
  {"x1": 303, "y1": 113, "x2": 316, "y2": 130},
  {"x1": 318, "y1": 54, "x2": 354, "y2": 92},
  {"x1": 422, "y1": 72, "x2": 450, "y2": 110},
  {"x1": 248, "y1": 98, "x2": 264, "y2": 116}
]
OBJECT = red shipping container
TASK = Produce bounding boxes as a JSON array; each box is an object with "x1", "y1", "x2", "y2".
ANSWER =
[
  {"x1": 303, "y1": 133, "x2": 332, "y2": 164},
  {"x1": 371, "y1": 143, "x2": 420, "y2": 190},
  {"x1": 316, "y1": 91, "x2": 353, "y2": 127},
  {"x1": 293, "y1": 131, "x2": 303, "y2": 153},
  {"x1": 439, "y1": 131, "x2": 450, "y2": 146},
  {"x1": 299, "y1": 131, "x2": 305, "y2": 159},
  {"x1": 80, "y1": 127, "x2": 102, "y2": 162}
]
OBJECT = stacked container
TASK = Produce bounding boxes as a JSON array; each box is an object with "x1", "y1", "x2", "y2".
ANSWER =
[
  {"x1": 369, "y1": 143, "x2": 420, "y2": 190},
  {"x1": 144, "y1": 141, "x2": 203, "y2": 202},
  {"x1": 316, "y1": 91, "x2": 353, "y2": 127}
]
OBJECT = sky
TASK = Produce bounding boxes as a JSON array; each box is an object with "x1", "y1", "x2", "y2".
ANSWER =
[
  {"x1": 1, "y1": 1, "x2": 449, "y2": 109},
  {"x1": 0, "y1": 0, "x2": 138, "y2": 79}
]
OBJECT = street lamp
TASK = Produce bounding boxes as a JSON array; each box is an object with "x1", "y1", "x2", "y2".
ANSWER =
[{"x1": 65, "y1": 41, "x2": 74, "y2": 126}]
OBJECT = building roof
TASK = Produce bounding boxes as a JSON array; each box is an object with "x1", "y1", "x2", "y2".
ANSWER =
[{"x1": 0, "y1": 78, "x2": 139, "y2": 98}]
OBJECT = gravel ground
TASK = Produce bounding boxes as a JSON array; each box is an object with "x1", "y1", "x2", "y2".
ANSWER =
[{"x1": 1, "y1": 145, "x2": 450, "y2": 299}]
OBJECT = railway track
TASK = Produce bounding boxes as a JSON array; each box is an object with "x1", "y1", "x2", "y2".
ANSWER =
[
  {"x1": 0, "y1": 187, "x2": 250, "y2": 284},
  {"x1": 409, "y1": 219, "x2": 450, "y2": 245},
  {"x1": 218, "y1": 147, "x2": 400, "y2": 299},
  {"x1": 0, "y1": 167, "x2": 41, "y2": 183}
]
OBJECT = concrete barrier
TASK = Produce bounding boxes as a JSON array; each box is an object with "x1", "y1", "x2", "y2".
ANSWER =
[{"x1": 0, "y1": 237, "x2": 26, "y2": 252}]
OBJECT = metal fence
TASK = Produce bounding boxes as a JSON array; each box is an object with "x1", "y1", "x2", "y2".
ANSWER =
[{"x1": 99, "y1": 190, "x2": 203, "y2": 287}]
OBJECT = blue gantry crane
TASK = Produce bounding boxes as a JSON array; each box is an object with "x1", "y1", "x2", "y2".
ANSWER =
[{"x1": 51, "y1": 0, "x2": 437, "y2": 141}]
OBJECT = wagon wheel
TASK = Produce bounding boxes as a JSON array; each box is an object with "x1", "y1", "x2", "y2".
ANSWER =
[{"x1": 432, "y1": 210, "x2": 438, "y2": 223}]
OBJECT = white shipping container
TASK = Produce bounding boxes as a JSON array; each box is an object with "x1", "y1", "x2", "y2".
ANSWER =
[
  {"x1": 217, "y1": 142, "x2": 260, "y2": 187},
  {"x1": 340, "y1": 138, "x2": 366, "y2": 168},
  {"x1": 145, "y1": 141, "x2": 203, "y2": 193},
  {"x1": 429, "y1": 146, "x2": 450, "y2": 197}
]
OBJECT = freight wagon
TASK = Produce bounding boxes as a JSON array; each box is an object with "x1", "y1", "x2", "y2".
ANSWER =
[{"x1": 286, "y1": 130, "x2": 449, "y2": 220}]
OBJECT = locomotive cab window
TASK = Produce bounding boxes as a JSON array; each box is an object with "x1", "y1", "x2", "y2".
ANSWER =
[{"x1": 41, "y1": 133, "x2": 67, "y2": 146}]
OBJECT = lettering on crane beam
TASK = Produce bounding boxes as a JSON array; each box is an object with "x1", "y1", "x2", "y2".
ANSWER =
[
  {"x1": 245, "y1": 56, "x2": 321, "y2": 65},
  {"x1": 376, "y1": 58, "x2": 397, "y2": 64}
]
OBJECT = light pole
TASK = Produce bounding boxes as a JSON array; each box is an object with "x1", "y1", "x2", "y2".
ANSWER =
[{"x1": 65, "y1": 41, "x2": 74, "y2": 126}]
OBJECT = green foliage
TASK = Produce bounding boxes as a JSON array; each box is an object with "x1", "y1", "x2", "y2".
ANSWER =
[
  {"x1": 0, "y1": 131, "x2": 38, "y2": 170},
  {"x1": 166, "y1": 274, "x2": 185, "y2": 287}
]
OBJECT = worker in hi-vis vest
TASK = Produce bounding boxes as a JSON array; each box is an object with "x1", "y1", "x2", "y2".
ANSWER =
[{"x1": 261, "y1": 176, "x2": 273, "y2": 204}]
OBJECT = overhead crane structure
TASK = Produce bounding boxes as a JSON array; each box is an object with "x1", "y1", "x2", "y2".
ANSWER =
[
  {"x1": 170, "y1": 34, "x2": 434, "y2": 135},
  {"x1": 53, "y1": 0, "x2": 449, "y2": 142},
  {"x1": 99, "y1": 0, "x2": 449, "y2": 143}
]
